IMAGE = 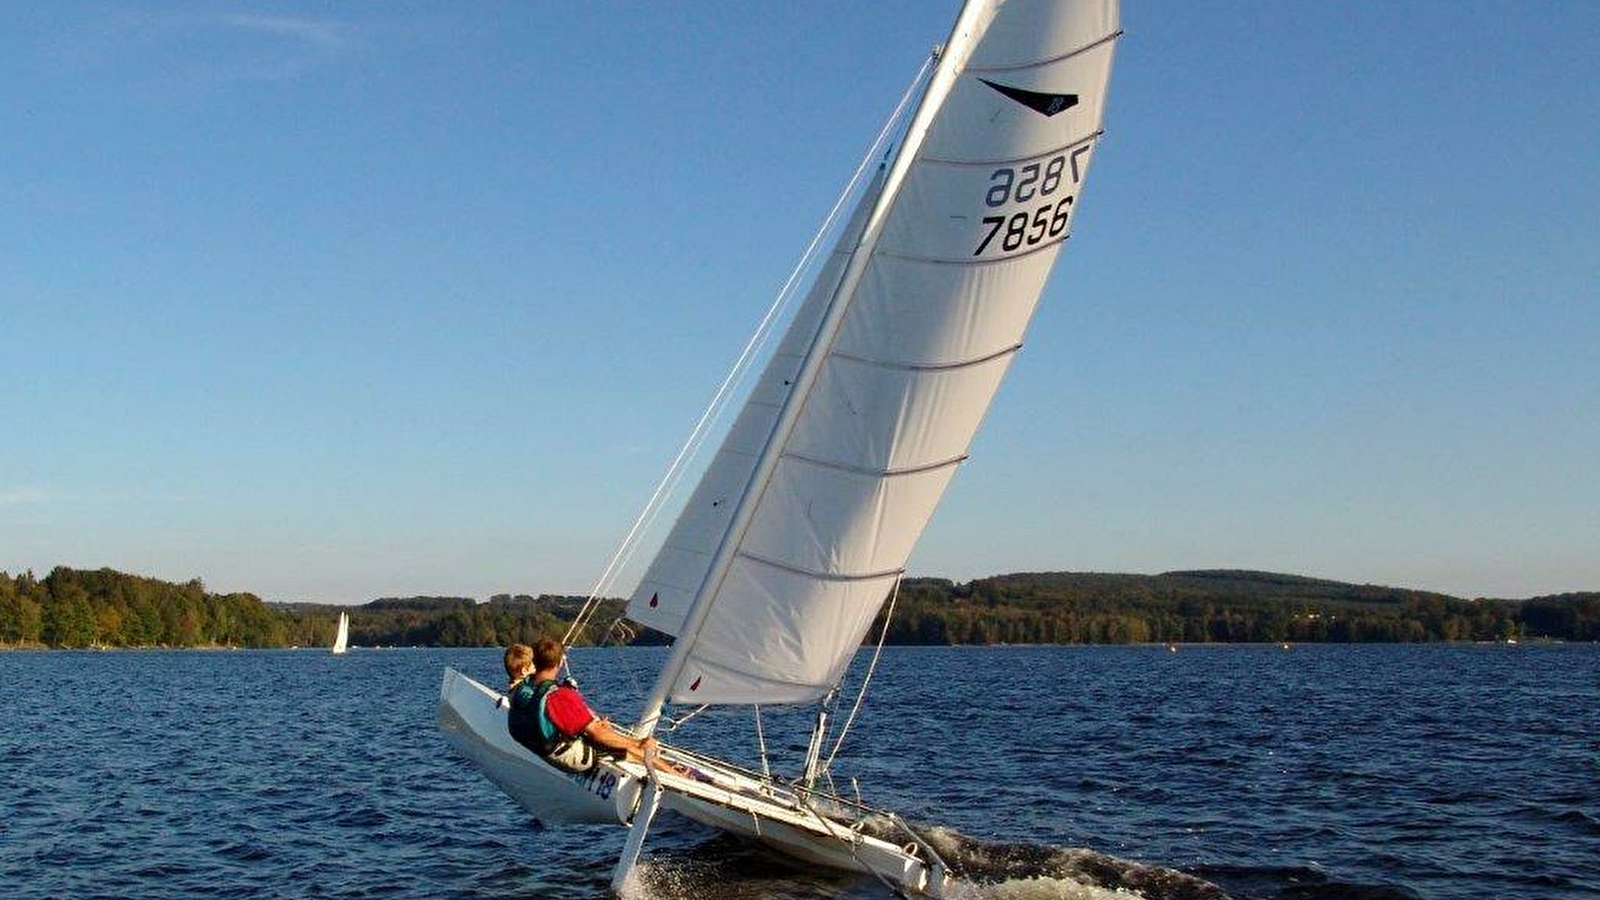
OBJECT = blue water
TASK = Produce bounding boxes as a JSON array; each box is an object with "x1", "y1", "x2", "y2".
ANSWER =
[{"x1": 2, "y1": 645, "x2": 1595, "y2": 899}]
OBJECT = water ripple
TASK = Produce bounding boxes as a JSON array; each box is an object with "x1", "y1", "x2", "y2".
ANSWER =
[{"x1": 2, "y1": 645, "x2": 1597, "y2": 899}]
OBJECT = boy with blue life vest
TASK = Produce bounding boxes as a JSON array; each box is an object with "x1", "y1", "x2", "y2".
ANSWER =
[{"x1": 503, "y1": 638, "x2": 661, "y2": 773}]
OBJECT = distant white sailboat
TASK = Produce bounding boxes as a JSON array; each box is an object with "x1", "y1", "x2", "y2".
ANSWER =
[
  {"x1": 331, "y1": 611, "x2": 349, "y2": 655},
  {"x1": 440, "y1": 0, "x2": 1120, "y2": 894}
]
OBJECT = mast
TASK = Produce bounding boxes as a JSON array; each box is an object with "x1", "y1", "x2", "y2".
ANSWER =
[{"x1": 635, "y1": 0, "x2": 1000, "y2": 737}]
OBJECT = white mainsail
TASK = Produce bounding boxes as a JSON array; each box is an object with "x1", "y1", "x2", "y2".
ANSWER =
[
  {"x1": 332, "y1": 611, "x2": 349, "y2": 654},
  {"x1": 628, "y1": 0, "x2": 1118, "y2": 709}
]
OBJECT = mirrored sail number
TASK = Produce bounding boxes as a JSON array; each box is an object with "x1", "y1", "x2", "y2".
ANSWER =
[{"x1": 974, "y1": 145, "x2": 1090, "y2": 258}]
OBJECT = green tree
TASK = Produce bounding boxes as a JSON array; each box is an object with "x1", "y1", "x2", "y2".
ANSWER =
[
  {"x1": 0, "y1": 574, "x2": 44, "y2": 644},
  {"x1": 41, "y1": 581, "x2": 95, "y2": 647}
]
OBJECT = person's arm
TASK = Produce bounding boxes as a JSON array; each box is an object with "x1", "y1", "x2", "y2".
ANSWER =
[
  {"x1": 549, "y1": 689, "x2": 656, "y2": 759},
  {"x1": 582, "y1": 717, "x2": 655, "y2": 757}
]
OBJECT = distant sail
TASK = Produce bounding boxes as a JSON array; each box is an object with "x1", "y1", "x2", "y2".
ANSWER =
[{"x1": 332, "y1": 611, "x2": 350, "y2": 655}]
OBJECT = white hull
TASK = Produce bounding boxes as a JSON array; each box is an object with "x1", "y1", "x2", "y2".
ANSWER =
[
  {"x1": 438, "y1": 668, "x2": 641, "y2": 825},
  {"x1": 437, "y1": 668, "x2": 950, "y2": 896}
]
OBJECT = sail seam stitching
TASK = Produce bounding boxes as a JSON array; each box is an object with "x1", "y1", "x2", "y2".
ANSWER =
[
  {"x1": 736, "y1": 551, "x2": 906, "y2": 584},
  {"x1": 966, "y1": 30, "x2": 1122, "y2": 75},
  {"x1": 784, "y1": 451, "x2": 969, "y2": 479},
  {"x1": 656, "y1": 541, "x2": 712, "y2": 559},
  {"x1": 641, "y1": 572, "x2": 700, "y2": 594}
]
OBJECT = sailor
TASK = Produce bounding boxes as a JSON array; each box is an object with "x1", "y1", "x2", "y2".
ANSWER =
[{"x1": 503, "y1": 638, "x2": 662, "y2": 773}]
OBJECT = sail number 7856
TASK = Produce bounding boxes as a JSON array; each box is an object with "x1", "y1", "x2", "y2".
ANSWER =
[
  {"x1": 973, "y1": 147, "x2": 1089, "y2": 257},
  {"x1": 976, "y1": 200, "x2": 1072, "y2": 255}
]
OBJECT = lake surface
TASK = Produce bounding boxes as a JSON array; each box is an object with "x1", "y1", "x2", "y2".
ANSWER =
[{"x1": 2, "y1": 645, "x2": 1595, "y2": 900}]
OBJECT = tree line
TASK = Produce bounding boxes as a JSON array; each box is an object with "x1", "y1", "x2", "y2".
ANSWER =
[
  {"x1": 2, "y1": 566, "x2": 1596, "y2": 649},
  {"x1": 0, "y1": 567, "x2": 286, "y2": 648},
  {"x1": 875, "y1": 571, "x2": 1600, "y2": 645}
]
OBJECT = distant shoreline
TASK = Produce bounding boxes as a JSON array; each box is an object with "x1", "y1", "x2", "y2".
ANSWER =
[
  {"x1": 3, "y1": 639, "x2": 1588, "y2": 653},
  {"x1": 4, "y1": 566, "x2": 1596, "y2": 650}
]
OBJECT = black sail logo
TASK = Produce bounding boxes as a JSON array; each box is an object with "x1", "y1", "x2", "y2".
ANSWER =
[{"x1": 980, "y1": 78, "x2": 1079, "y2": 117}]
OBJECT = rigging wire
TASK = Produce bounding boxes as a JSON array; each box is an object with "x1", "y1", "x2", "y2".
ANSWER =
[
  {"x1": 559, "y1": 52, "x2": 939, "y2": 670},
  {"x1": 821, "y1": 574, "x2": 904, "y2": 775},
  {"x1": 664, "y1": 703, "x2": 710, "y2": 732}
]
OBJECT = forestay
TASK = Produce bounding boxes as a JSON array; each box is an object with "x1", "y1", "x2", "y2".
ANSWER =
[{"x1": 627, "y1": 0, "x2": 1119, "y2": 707}]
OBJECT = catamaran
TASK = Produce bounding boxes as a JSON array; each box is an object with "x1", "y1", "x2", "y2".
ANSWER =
[
  {"x1": 440, "y1": 0, "x2": 1119, "y2": 894},
  {"x1": 332, "y1": 611, "x2": 350, "y2": 655}
]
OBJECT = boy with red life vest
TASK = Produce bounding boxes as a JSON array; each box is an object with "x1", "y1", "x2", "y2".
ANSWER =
[{"x1": 503, "y1": 638, "x2": 661, "y2": 773}]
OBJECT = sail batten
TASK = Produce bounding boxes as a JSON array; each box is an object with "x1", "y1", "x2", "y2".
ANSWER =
[
  {"x1": 831, "y1": 343, "x2": 1022, "y2": 372},
  {"x1": 876, "y1": 239, "x2": 1071, "y2": 266},
  {"x1": 737, "y1": 551, "x2": 907, "y2": 584},
  {"x1": 784, "y1": 451, "x2": 968, "y2": 480},
  {"x1": 967, "y1": 29, "x2": 1122, "y2": 73},
  {"x1": 629, "y1": 0, "x2": 1119, "y2": 711}
]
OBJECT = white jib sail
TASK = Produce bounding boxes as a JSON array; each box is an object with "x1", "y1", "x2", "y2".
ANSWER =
[{"x1": 628, "y1": 0, "x2": 1119, "y2": 707}]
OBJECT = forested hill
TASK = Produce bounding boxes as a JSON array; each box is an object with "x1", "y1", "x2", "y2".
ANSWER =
[
  {"x1": 2, "y1": 566, "x2": 1596, "y2": 649},
  {"x1": 882, "y1": 570, "x2": 1598, "y2": 644},
  {"x1": 0, "y1": 567, "x2": 286, "y2": 648}
]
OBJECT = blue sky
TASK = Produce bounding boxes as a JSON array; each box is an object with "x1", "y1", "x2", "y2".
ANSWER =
[{"x1": 3, "y1": 2, "x2": 1596, "y2": 603}]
